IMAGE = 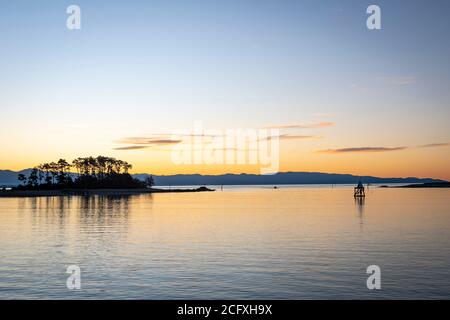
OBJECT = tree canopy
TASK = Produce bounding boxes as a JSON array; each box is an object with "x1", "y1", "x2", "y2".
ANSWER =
[{"x1": 16, "y1": 156, "x2": 154, "y2": 190}]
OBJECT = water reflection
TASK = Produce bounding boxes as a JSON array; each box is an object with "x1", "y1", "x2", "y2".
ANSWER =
[
  {"x1": 17, "y1": 195, "x2": 153, "y2": 229},
  {"x1": 78, "y1": 195, "x2": 131, "y2": 226},
  {"x1": 355, "y1": 196, "x2": 365, "y2": 227},
  {"x1": 18, "y1": 196, "x2": 75, "y2": 227},
  {"x1": 2, "y1": 188, "x2": 450, "y2": 299}
]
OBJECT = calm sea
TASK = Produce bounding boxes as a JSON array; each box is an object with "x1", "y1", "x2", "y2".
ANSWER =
[{"x1": 0, "y1": 185, "x2": 449, "y2": 299}]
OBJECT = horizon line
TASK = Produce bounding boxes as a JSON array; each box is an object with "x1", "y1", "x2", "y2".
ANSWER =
[{"x1": 1, "y1": 168, "x2": 447, "y2": 182}]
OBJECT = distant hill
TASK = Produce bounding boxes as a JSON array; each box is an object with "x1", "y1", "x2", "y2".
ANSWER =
[
  {"x1": 140, "y1": 172, "x2": 445, "y2": 186},
  {"x1": 1, "y1": 169, "x2": 445, "y2": 187},
  {"x1": 0, "y1": 169, "x2": 76, "y2": 186},
  {"x1": 0, "y1": 169, "x2": 33, "y2": 186}
]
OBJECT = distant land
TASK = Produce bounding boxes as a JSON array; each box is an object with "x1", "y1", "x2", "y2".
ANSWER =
[
  {"x1": 0, "y1": 169, "x2": 446, "y2": 187},
  {"x1": 396, "y1": 182, "x2": 450, "y2": 188}
]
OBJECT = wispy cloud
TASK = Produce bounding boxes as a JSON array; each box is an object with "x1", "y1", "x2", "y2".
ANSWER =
[
  {"x1": 378, "y1": 76, "x2": 417, "y2": 86},
  {"x1": 116, "y1": 137, "x2": 183, "y2": 146},
  {"x1": 319, "y1": 142, "x2": 449, "y2": 154},
  {"x1": 114, "y1": 145, "x2": 149, "y2": 151},
  {"x1": 256, "y1": 134, "x2": 321, "y2": 141},
  {"x1": 131, "y1": 133, "x2": 219, "y2": 138},
  {"x1": 318, "y1": 146, "x2": 408, "y2": 154},
  {"x1": 262, "y1": 122, "x2": 335, "y2": 130},
  {"x1": 114, "y1": 136, "x2": 184, "y2": 151},
  {"x1": 279, "y1": 134, "x2": 322, "y2": 140},
  {"x1": 417, "y1": 142, "x2": 449, "y2": 148},
  {"x1": 115, "y1": 131, "x2": 322, "y2": 149}
]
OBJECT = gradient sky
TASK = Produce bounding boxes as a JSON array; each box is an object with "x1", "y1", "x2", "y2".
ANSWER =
[{"x1": 1, "y1": 0, "x2": 449, "y2": 179}]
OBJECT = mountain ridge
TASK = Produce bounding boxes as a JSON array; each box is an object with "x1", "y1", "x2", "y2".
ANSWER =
[{"x1": 1, "y1": 169, "x2": 446, "y2": 186}]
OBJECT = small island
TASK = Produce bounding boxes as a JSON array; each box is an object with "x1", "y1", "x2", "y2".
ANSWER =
[
  {"x1": 380, "y1": 182, "x2": 450, "y2": 188},
  {"x1": 0, "y1": 156, "x2": 214, "y2": 197}
]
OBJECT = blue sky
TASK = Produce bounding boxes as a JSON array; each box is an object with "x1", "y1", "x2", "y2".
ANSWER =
[{"x1": 1, "y1": 1, "x2": 449, "y2": 177}]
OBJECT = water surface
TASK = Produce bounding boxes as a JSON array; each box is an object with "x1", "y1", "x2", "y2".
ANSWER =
[{"x1": 0, "y1": 186, "x2": 449, "y2": 299}]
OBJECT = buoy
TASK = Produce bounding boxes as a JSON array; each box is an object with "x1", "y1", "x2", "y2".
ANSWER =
[{"x1": 354, "y1": 180, "x2": 365, "y2": 197}]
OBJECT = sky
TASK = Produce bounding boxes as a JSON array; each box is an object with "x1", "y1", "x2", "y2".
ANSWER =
[{"x1": 0, "y1": 0, "x2": 449, "y2": 179}]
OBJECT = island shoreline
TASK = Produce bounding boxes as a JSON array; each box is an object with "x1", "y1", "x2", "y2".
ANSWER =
[
  {"x1": 0, "y1": 187, "x2": 214, "y2": 198},
  {"x1": 379, "y1": 182, "x2": 450, "y2": 188}
]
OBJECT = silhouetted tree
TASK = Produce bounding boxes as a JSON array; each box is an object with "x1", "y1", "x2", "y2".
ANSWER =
[
  {"x1": 18, "y1": 156, "x2": 145, "y2": 190},
  {"x1": 28, "y1": 168, "x2": 39, "y2": 187},
  {"x1": 56, "y1": 159, "x2": 71, "y2": 185},
  {"x1": 144, "y1": 176, "x2": 154, "y2": 188},
  {"x1": 18, "y1": 174, "x2": 27, "y2": 186}
]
